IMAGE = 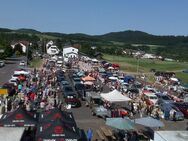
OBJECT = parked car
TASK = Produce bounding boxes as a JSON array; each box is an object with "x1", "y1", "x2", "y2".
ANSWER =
[
  {"x1": 85, "y1": 92, "x2": 103, "y2": 108},
  {"x1": 143, "y1": 85, "x2": 156, "y2": 93},
  {"x1": 56, "y1": 60, "x2": 63, "y2": 67},
  {"x1": 9, "y1": 78, "x2": 19, "y2": 86},
  {"x1": 64, "y1": 97, "x2": 81, "y2": 108},
  {"x1": 57, "y1": 75, "x2": 65, "y2": 82},
  {"x1": 59, "y1": 80, "x2": 69, "y2": 89},
  {"x1": 72, "y1": 77, "x2": 81, "y2": 86},
  {"x1": 91, "y1": 105, "x2": 111, "y2": 118},
  {"x1": 174, "y1": 102, "x2": 188, "y2": 118},
  {"x1": 11, "y1": 74, "x2": 20, "y2": 80},
  {"x1": 155, "y1": 93, "x2": 174, "y2": 104},
  {"x1": 62, "y1": 85, "x2": 76, "y2": 97},
  {"x1": 75, "y1": 83, "x2": 86, "y2": 100},
  {"x1": 0, "y1": 60, "x2": 5, "y2": 67},
  {"x1": 159, "y1": 103, "x2": 184, "y2": 120},
  {"x1": 142, "y1": 93, "x2": 158, "y2": 105},
  {"x1": 14, "y1": 69, "x2": 30, "y2": 75},
  {"x1": 19, "y1": 60, "x2": 26, "y2": 66}
]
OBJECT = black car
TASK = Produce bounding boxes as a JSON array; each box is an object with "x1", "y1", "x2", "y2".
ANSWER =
[
  {"x1": 59, "y1": 80, "x2": 69, "y2": 89},
  {"x1": 75, "y1": 83, "x2": 86, "y2": 100},
  {"x1": 57, "y1": 75, "x2": 65, "y2": 82},
  {"x1": 65, "y1": 97, "x2": 81, "y2": 108},
  {"x1": 62, "y1": 85, "x2": 76, "y2": 98}
]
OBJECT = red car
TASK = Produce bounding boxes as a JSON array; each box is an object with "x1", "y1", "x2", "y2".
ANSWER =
[{"x1": 174, "y1": 102, "x2": 188, "y2": 118}]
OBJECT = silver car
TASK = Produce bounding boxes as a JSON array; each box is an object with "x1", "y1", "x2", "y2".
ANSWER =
[{"x1": 0, "y1": 60, "x2": 5, "y2": 67}]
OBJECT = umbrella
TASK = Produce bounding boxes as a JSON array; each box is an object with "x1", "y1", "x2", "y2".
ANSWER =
[
  {"x1": 0, "y1": 107, "x2": 37, "y2": 127},
  {"x1": 39, "y1": 108, "x2": 76, "y2": 124},
  {"x1": 81, "y1": 76, "x2": 95, "y2": 81},
  {"x1": 36, "y1": 120, "x2": 80, "y2": 141},
  {"x1": 133, "y1": 117, "x2": 164, "y2": 128},
  {"x1": 106, "y1": 117, "x2": 135, "y2": 130}
]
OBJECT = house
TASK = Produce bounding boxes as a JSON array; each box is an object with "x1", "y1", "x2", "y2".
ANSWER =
[
  {"x1": 11, "y1": 41, "x2": 30, "y2": 53},
  {"x1": 63, "y1": 47, "x2": 78, "y2": 59},
  {"x1": 141, "y1": 53, "x2": 156, "y2": 59},
  {"x1": 46, "y1": 41, "x2": 60, "y2": 55}
]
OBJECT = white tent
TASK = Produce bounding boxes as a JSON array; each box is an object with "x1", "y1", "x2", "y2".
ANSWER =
[
  {"x1": 101, "y1": 89, "x2": 131, "y2": 102},
  {"x1": 154, "y1": 131, "x2": 188, "y2": 141},
  {"x1": 92, "y1": 58, "x2": 99, "y2": 62},
  {"x1": 0, "y1": 127, "x2": 25, "y2": 141}
]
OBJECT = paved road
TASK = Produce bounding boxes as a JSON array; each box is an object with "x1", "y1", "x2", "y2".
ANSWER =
[{"x1": 0, "y1": 57, "x2": 26, "y2": 84}]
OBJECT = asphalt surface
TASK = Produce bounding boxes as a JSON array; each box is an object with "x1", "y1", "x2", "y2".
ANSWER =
[{"x1": 0, "y1": 56, "x2": 26, "y2": 84}]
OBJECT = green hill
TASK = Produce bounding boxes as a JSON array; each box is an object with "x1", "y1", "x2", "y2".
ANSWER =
[{"x1": 0, "y1": 27, "x2": 188, "y2": 60}]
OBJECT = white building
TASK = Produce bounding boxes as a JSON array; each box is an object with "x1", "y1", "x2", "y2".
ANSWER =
[
  {"x1": 141, "y1": 53, "x2": 156, "y2": 59},
  {"x1": 46, "y1": 41, "x2": 60, "y2": 55},
  {"x1": 63, "y1": 47, "x2": 78, "y2": 59},
  {"x1": 11, "y1": 41, "x2": 30, "y2": 53}
]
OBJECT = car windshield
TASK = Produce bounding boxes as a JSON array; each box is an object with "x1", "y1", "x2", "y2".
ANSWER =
[
  {"x1": 64, "y1": 87, "x2": 73, "y2": 92},
  {"x1": 150, "y1": 96, "x2": 157, "y2": 99},
  {"x1": 75, "y1": 84, "x2": 85, "y2": 90},
  {"x1": 162, "y1": 95, "x2": 171, "y2": 100}
]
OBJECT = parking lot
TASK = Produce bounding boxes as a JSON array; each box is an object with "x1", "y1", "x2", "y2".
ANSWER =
[{"x1": 0, "y1": 56, "x2": 188, "y2": 141}]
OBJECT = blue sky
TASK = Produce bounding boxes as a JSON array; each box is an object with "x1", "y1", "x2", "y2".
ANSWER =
[{"x1": 0, "y1": 0, "x2": 187, "y2": 35}]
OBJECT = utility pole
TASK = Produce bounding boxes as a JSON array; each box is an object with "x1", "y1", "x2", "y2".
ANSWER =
[
  {"x1": 26, "y1": 44, "x2": 29, "y2": 66},
  {"x1": 136, "y1": 57, "x2": 140, "y2": 77},
  {"x1": 26, "y1": 43, "x2": 32, "y2": 66}
]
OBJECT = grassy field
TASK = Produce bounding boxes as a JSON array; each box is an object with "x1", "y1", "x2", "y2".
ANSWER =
[
  {"x1": 29, "y1": 58, "x2": 43, "y2": 68},
  {"x1": 103, "y1": 54, "x2": 188, "y2": 83},
  {"x1": 176, "y1": 72, "x2": 188, "y2": 84}
]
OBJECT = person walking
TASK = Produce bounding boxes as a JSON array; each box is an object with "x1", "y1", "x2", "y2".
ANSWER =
[{"x1": 87, "y1": 128, "x2": 93, "y2": 141}]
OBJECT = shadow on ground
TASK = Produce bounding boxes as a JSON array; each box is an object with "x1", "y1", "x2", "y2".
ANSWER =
[{"x1": 80, "y1": 129, "x2": 87, "y2": 141}]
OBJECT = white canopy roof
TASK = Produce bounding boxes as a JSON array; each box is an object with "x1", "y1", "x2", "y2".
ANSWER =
[
  {"x1": 154, "y1": 131, "x2": 188, "y2": 141},
  {"x1": 0, "y1": 127, "x2": 25, "y2": 141},
  {"x1": 92, "y1": 58, "x2": 99, "y2": 62},
  {"x1": 100, "y1": 89, "x2": 131, "y2": 102}
]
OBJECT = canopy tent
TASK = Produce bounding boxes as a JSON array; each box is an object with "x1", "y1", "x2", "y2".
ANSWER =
[
  {"x1": 133, "y1": 117, "x2": 164, "y2": 128},
  {"x1": 36, "y1": 120, "x2": 80, "y2": 141},
  {"x1": 91, "y1": 58, "x2": 99, "y2": 62},
  {"x1": 101, "y1": 89, "x2": 131, "y2": 102},
  {"x1": 38, "y1": 108, "x2": 76, "y2": 124},
  {"x1": 81, "y1": 75, "x2": 95, "y2": 81},
  {"x1": 0, "y1": 127, "x2": 25, "y2": 141},
  {"x1": 106, "y1": 117, "x2": 135, "y2": 130},
  {"x1": 0, "y1": 107, "x2": 37, "y2": 127},
  {"x1": 154, "y1": 131, "x2": 188, "y2": 141}
]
